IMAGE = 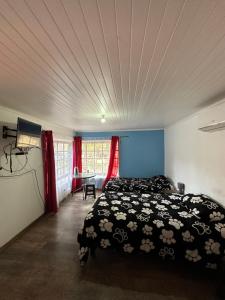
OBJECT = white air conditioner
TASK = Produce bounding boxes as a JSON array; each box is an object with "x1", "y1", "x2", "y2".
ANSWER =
[{"x1": 198, "y1": 120, "x2": 225, "y2": 132}]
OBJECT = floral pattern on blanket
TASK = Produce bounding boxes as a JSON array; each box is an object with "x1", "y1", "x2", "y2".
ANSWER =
[{"x1": 78, "y1": 192, "x2": 225, "y2": 269}]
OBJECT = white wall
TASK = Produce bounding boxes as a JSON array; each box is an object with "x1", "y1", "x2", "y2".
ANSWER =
[
  {"x1": 165, "y1": 99, "x2": 225, "y2": 206},
  {"x1": 0, "y1": 105, "x2": 73, "y2": 247}
]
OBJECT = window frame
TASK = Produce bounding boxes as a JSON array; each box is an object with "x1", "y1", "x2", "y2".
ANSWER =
[
  {"x1": 82, "y1": 139, "x2": 111, "y2": 175},
  {"x1": 54, "y1": 141, "x2": 72, "y2": 181}
]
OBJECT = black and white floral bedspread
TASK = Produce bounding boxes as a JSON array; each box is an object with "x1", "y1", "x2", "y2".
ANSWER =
[{"x1": 78, "y1": 191, "x2": 225, "y2": 269}]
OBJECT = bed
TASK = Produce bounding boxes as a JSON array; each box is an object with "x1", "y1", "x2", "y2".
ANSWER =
[
  {"x1": 102, "y1": 175, "x2": 174, "y2": 193},
  {"x1": 78, "y1": 176, "x2": 225, "y2": 270}
]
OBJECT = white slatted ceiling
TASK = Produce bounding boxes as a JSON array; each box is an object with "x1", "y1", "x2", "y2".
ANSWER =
[{"x1": 0, "y1": 0, "x2": 225, "y2": 131}]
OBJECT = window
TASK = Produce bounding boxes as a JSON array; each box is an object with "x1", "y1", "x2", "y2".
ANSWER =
[
  {"x1": 82, "y1": 140, "x2": 111, "y2": 175},
  {"x1": 54, "y1": 141, "x2": 72, "y2": 202},
  {"x1": 54, "y1": 142, "x2": 72, "y2": 179}
]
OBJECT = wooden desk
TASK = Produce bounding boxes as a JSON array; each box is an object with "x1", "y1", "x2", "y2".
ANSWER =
[{"x1": 73, "y1": 173, "x2": 96, "y2": 200}]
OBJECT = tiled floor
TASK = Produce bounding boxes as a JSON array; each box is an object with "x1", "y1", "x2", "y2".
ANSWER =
[{"x1": 0, "y1": 192, "x2": 224, "y2": 300}]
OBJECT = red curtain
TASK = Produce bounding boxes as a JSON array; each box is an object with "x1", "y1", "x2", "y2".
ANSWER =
[
  {"x1": 102, "y1": 136, "x2": 119, "y2": 188},
  {"x1": 41, "y1": 131, "x2": 58, "y2": 213},
  {"x1": 72, "y1": 136, "x2": 82, "y2": 192}
]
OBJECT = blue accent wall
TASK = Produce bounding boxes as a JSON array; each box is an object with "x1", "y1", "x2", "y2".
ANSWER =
[{"x1": 76, "y1": 130, "x2": 164, "y2": 178}]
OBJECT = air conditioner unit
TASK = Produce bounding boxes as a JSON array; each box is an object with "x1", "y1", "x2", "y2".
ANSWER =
[{"x1": 198, "y1": 120, "x2": 225, "y2": 132}]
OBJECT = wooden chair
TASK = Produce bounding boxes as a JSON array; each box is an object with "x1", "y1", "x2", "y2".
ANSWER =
[{"x1": 84, "y1": 184, "x2": 96, "y2": 200}]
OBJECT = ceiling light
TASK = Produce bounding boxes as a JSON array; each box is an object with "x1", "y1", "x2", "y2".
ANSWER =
[{"x1": 101, "y1": 115, "x2": 106, "y2": 123}]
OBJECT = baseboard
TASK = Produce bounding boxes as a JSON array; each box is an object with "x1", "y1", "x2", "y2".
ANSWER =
[{"x1": 0, "y1": 213, "x2": 45, "y2": 253}]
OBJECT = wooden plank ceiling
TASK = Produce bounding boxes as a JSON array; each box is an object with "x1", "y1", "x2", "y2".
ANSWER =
[{"x1": 0, "y1": 0, "x2": 225, "y2": 131}]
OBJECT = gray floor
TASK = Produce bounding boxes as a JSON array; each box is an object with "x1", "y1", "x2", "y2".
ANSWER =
[{"x1": 0, "y1": 192, "x2": 224, "y2": 300}]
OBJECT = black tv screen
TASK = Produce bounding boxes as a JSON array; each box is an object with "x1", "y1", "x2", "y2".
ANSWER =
[{"x1": 16, "y1": 118, "x2": 42, "y2": 148}]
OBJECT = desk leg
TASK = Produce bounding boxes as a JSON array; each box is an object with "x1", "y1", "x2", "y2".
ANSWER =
[{"x1": 82, "y1": 179, "x2": 85, "y2": 200}]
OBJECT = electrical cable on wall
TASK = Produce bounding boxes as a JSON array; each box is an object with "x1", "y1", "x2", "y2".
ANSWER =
[
  {"x1": 1, "y1": 118, "x2": 44, "y2": 208},
  {"x1": 0, "y1": 144, "x2": 45, "y2": 207},
  {"x1": 0, "y1": 169, "x2": 45, "y2": 207},
  {"x1": 1, "y1": 142, "x2": 28, "y2": 173},
  {"x1": 0, "y1": 167, "x2": 45, "y2": 207}
]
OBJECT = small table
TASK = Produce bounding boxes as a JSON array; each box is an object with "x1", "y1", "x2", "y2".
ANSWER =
[{"x1": 73, "y1": 173, "x2": 96, "y2": 200}]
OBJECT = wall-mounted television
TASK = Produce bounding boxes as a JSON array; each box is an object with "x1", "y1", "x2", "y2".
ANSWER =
[{"x1": 16, "y1": 118, "x2": 42, "y2": 149}]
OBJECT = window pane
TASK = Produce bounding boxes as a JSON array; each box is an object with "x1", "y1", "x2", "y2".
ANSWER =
[
  {"x1": 83, "y1": 167, "x2": 88, "y2": 173},
  {"x1": 102, "y1": 162, "x2": 108, "y2": 173},
  {"x1": 103, "y1": 151, "x2": 109, "y2": 159},
  {"x1": 82, "y1": 165, "x2": 87, "y2": 173},
  {"x1": 95, "y1": 143, "x2": 102, "y2": 152},
  {"x1": 95, "y1": 151, "x2": 102, "y2": 159},
  {"x1": 58, "y1": 143, "x2": 63, "y2": 151},
  {"x1": 54, "y1": 141, "x2": 72, "y2": 181},
  {"x1": 95, "y1": 165, "x2": 102, "y2": 174},
  {"x1": 102, "y1": 158, "x2": 108, "y2": 166},
  {"x1": 96, "y1": 159, "x2": 103, "y2": 165},
  {"x1": 87, "y1": 143, "x2": 94, "y2": 151},
  {"x1": 87, "y1": 159, "x2": 94, "y2": 169},
  {"x1": 82, "y1": 143, "x2": 86, "y2": 152},
  {"x1": 103, "y1": 143, "x2": 110, "y2": 150},
  {"x1": 58, "y1": 153, "x2": 63, "y2": 161},
  {"x1": 64, "y1": 144, "x2": 69, "y2": 151},
  {"x1": 87, "y1": 152, "x2": 94, "y2": 159},
  {"x1": 88, "y1": 166, "x2": 94, "y2": 173}
]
